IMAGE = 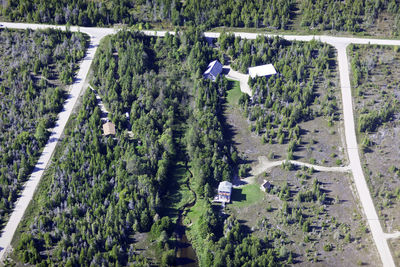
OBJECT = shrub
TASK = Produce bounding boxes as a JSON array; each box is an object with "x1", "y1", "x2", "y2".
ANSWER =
[{"x1": 323, "y1": 243, "x2": 332, "y2": 252}]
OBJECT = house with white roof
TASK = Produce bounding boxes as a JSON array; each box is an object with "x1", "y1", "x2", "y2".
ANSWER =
[
  {"x1": 203, "y1": 60, "x2": 223, "y2": 81},
  {"x1": 216, "y1": 181, "x2": 233, "y2": 203},
  {"x1": 248, "y1": 64, "x2": 277, "y2": 78}
]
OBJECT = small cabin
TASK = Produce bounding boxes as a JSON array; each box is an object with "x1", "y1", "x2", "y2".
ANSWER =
[
  {"x1": 248, "y1": 64, "x2": 277, "y2": 79},
  {"x1": 203, "y1": 60, "x2": 223, "y2": 81},
  {"x1": 260, "y1": 180, "x2": 271, "y2": 192},
  {"x1": 103, "y1": 121, "x2": 116, "y2": 136},
  {"x1": 217, "y1": 181, "x2": 233, "y2": 203}
]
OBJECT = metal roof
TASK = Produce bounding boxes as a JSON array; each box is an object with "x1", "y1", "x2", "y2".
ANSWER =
[
  {"x1": 218, "y1": 181, "x2": 232, "y2": 192},
  {"x1": 248, "y1": 64, "x2": 277, "y2": 78},
  {"x1": 203, "y1": 60, "x2": 223, "y2": 78}
]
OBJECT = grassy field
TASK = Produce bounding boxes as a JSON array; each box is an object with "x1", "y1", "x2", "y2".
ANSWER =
[
  {"x1": 186, "y1": 198, "x2": 207, "y2": 226},
  {"x1": 226, "y1": 79, "x2": 242, "y2": 106},
  {"x1": 230, "y1": 184, "x2": 264, "y2": 208},
  {"x1": 161, "y1": 162, "x2": 195, "y2": 223}
]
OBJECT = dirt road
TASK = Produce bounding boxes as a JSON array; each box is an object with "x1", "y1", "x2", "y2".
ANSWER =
[{"x1": 0, "y1": 22, "x2": 104, "y2": 261}]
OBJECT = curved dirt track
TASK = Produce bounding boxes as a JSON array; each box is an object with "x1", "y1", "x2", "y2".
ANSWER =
[
  {"x1": 251, "y1": 156, "x2": 351, "y2": 178},
  {"x1": 0, "y1": 22, "x2": 399, "y2": 266},
  {"x1": 205, "y1": 31, "x2": 399, "y2": 267}
]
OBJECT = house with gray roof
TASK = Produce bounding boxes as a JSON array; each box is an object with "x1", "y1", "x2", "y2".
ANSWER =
[
  {"x1": 203, "y1": 60, "x2": 223, "y2": 81},
  {"x1": 217, "y1": 181, "x2": 233, "y2": 203}
]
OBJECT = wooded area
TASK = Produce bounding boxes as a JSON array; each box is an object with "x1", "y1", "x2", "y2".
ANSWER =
[
  {"x1": 3, "y1": 0, "x2": 400, "y2": 35},
  {"x1": 10, "y1": 26, "x2": 295, "y2": 265},
  {"x1": 4, "y1": 1, "x2": 397, "y2": 265},
  {"x1": 218, "y1": 33, "x2": 338, "y2": 159},
  {"x1": 0, "y1": 28, "x2": 87, "y2": 230}
]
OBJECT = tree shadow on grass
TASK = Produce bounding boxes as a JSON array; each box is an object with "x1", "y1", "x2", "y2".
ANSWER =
[{"x1": 231, "y1": 188, "x2": 246, "y2": 202}]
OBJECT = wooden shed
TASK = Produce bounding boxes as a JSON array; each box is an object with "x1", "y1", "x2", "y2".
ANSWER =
[{"x1": 103, "y1": 121, "x2": 116, "y2": 136}]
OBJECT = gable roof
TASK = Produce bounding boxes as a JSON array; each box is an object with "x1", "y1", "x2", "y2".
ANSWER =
[
  {"x1": 248, "y1": 64, "x2": 277, "y2": 78},
  {"x1": 103, "y1": 121, "x2": 116, "y2": 136},
  {"x1": 261, "y1": 180, "x2": 271, "y2": 189},
  {"x1": 204, "y1": 60, "x2": 223, "y2": 78},
  {"x1": 218, "y1": 181, "x2": 232, "y2": 193}
]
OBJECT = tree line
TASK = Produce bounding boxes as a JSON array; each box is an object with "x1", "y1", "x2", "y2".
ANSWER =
[
  {"x1": 4, "y1": 0, "x2": 400, "y2": 35},
  {"x1": 0, "y1": 0, "x2": 294, "y2": 29}
]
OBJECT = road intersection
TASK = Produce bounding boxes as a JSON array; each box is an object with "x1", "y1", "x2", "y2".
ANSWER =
[{"x1": 0, "y1": 22, "x2": 399, "y2": 266}]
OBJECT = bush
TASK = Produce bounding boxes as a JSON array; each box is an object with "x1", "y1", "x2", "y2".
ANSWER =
[
  {"x1": 161, "y1": 249, "x2": 175, "y2": 266},
  {"x1": 323, "y1": 243, "x2": 332, "y2": 252}
]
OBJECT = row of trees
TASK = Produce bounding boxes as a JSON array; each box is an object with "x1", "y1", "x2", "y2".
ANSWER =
[
  {"x1": 5, "y1": 0, "x2": 400, "y2": 35},
  {"x1": 0, "y1": 0, "x2": 294, "y2": 29},
  {"x1": 0, "y1": 28, "x2": 87, "y2": 230},
  {"x1": 186, "y1": 77, "x2": 235, "y2": 198},
  {"x1": 1, "y1": 0, "x2": 135, "y2": 26}
]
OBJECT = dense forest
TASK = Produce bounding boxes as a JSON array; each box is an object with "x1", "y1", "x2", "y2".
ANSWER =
[
  {"x1": 3, "y1": 0, "x2": 400, "y2": 35},
  {"x1": 0, "y1": 28, "x2": 87, "y2": 229},
  {"x1": 299, "y1": 0, "x2": 394, "y2": 32},
  {"x1": 218, "y1": 33, "x2": 338, "y2": 158},
  {"x1": 0, "y1": 0, "x2": 294, "y2": 29},
  {"x1": 12, "y1": 29, "x2": 291, "y2": 266}
]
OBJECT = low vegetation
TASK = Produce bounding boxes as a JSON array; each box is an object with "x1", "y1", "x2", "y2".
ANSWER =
[
  {"x1": 349, "y1": 44, "x2": 400, "y2": 234},
  {"x1": 227, "y1": 166, "x2": 380, "y2": 266}
]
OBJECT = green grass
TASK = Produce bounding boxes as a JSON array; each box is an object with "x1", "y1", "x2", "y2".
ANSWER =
[
  {"x1": 161, "y1": 162, "x2": 195, "y2": 223},
  {"x1": 226, "y1": 79, "x2": 242, "y2": 106},
  {"x1": 186, "y1": 198, "x2": 207, "y2": 225},
  {"x1": 230, "y1": 184, "x2": 264, "y2": 207}
]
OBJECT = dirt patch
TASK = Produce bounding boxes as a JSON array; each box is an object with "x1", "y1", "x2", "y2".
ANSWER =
[
  {"x1": 296, "y1": 117, "x2": 347, "y2": 167},
  {"x1": 132, "y1": 232, "x2": 157, "y2": 262},
  {"x1": 365, "y1": 12, "x2": 399, "y2": 38},
  {"x1": 389, "y1": 238, "x2": 400, "y2": 267},
  {"x1": 350, "y1": 44, "x2": 400, "y2": 232},
  {"x1": 226, "y1": 166, "x2": 380, "y2": 266},
  {"x1": 224, "y1": 103, "x2": 288, "y2": 164}
]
